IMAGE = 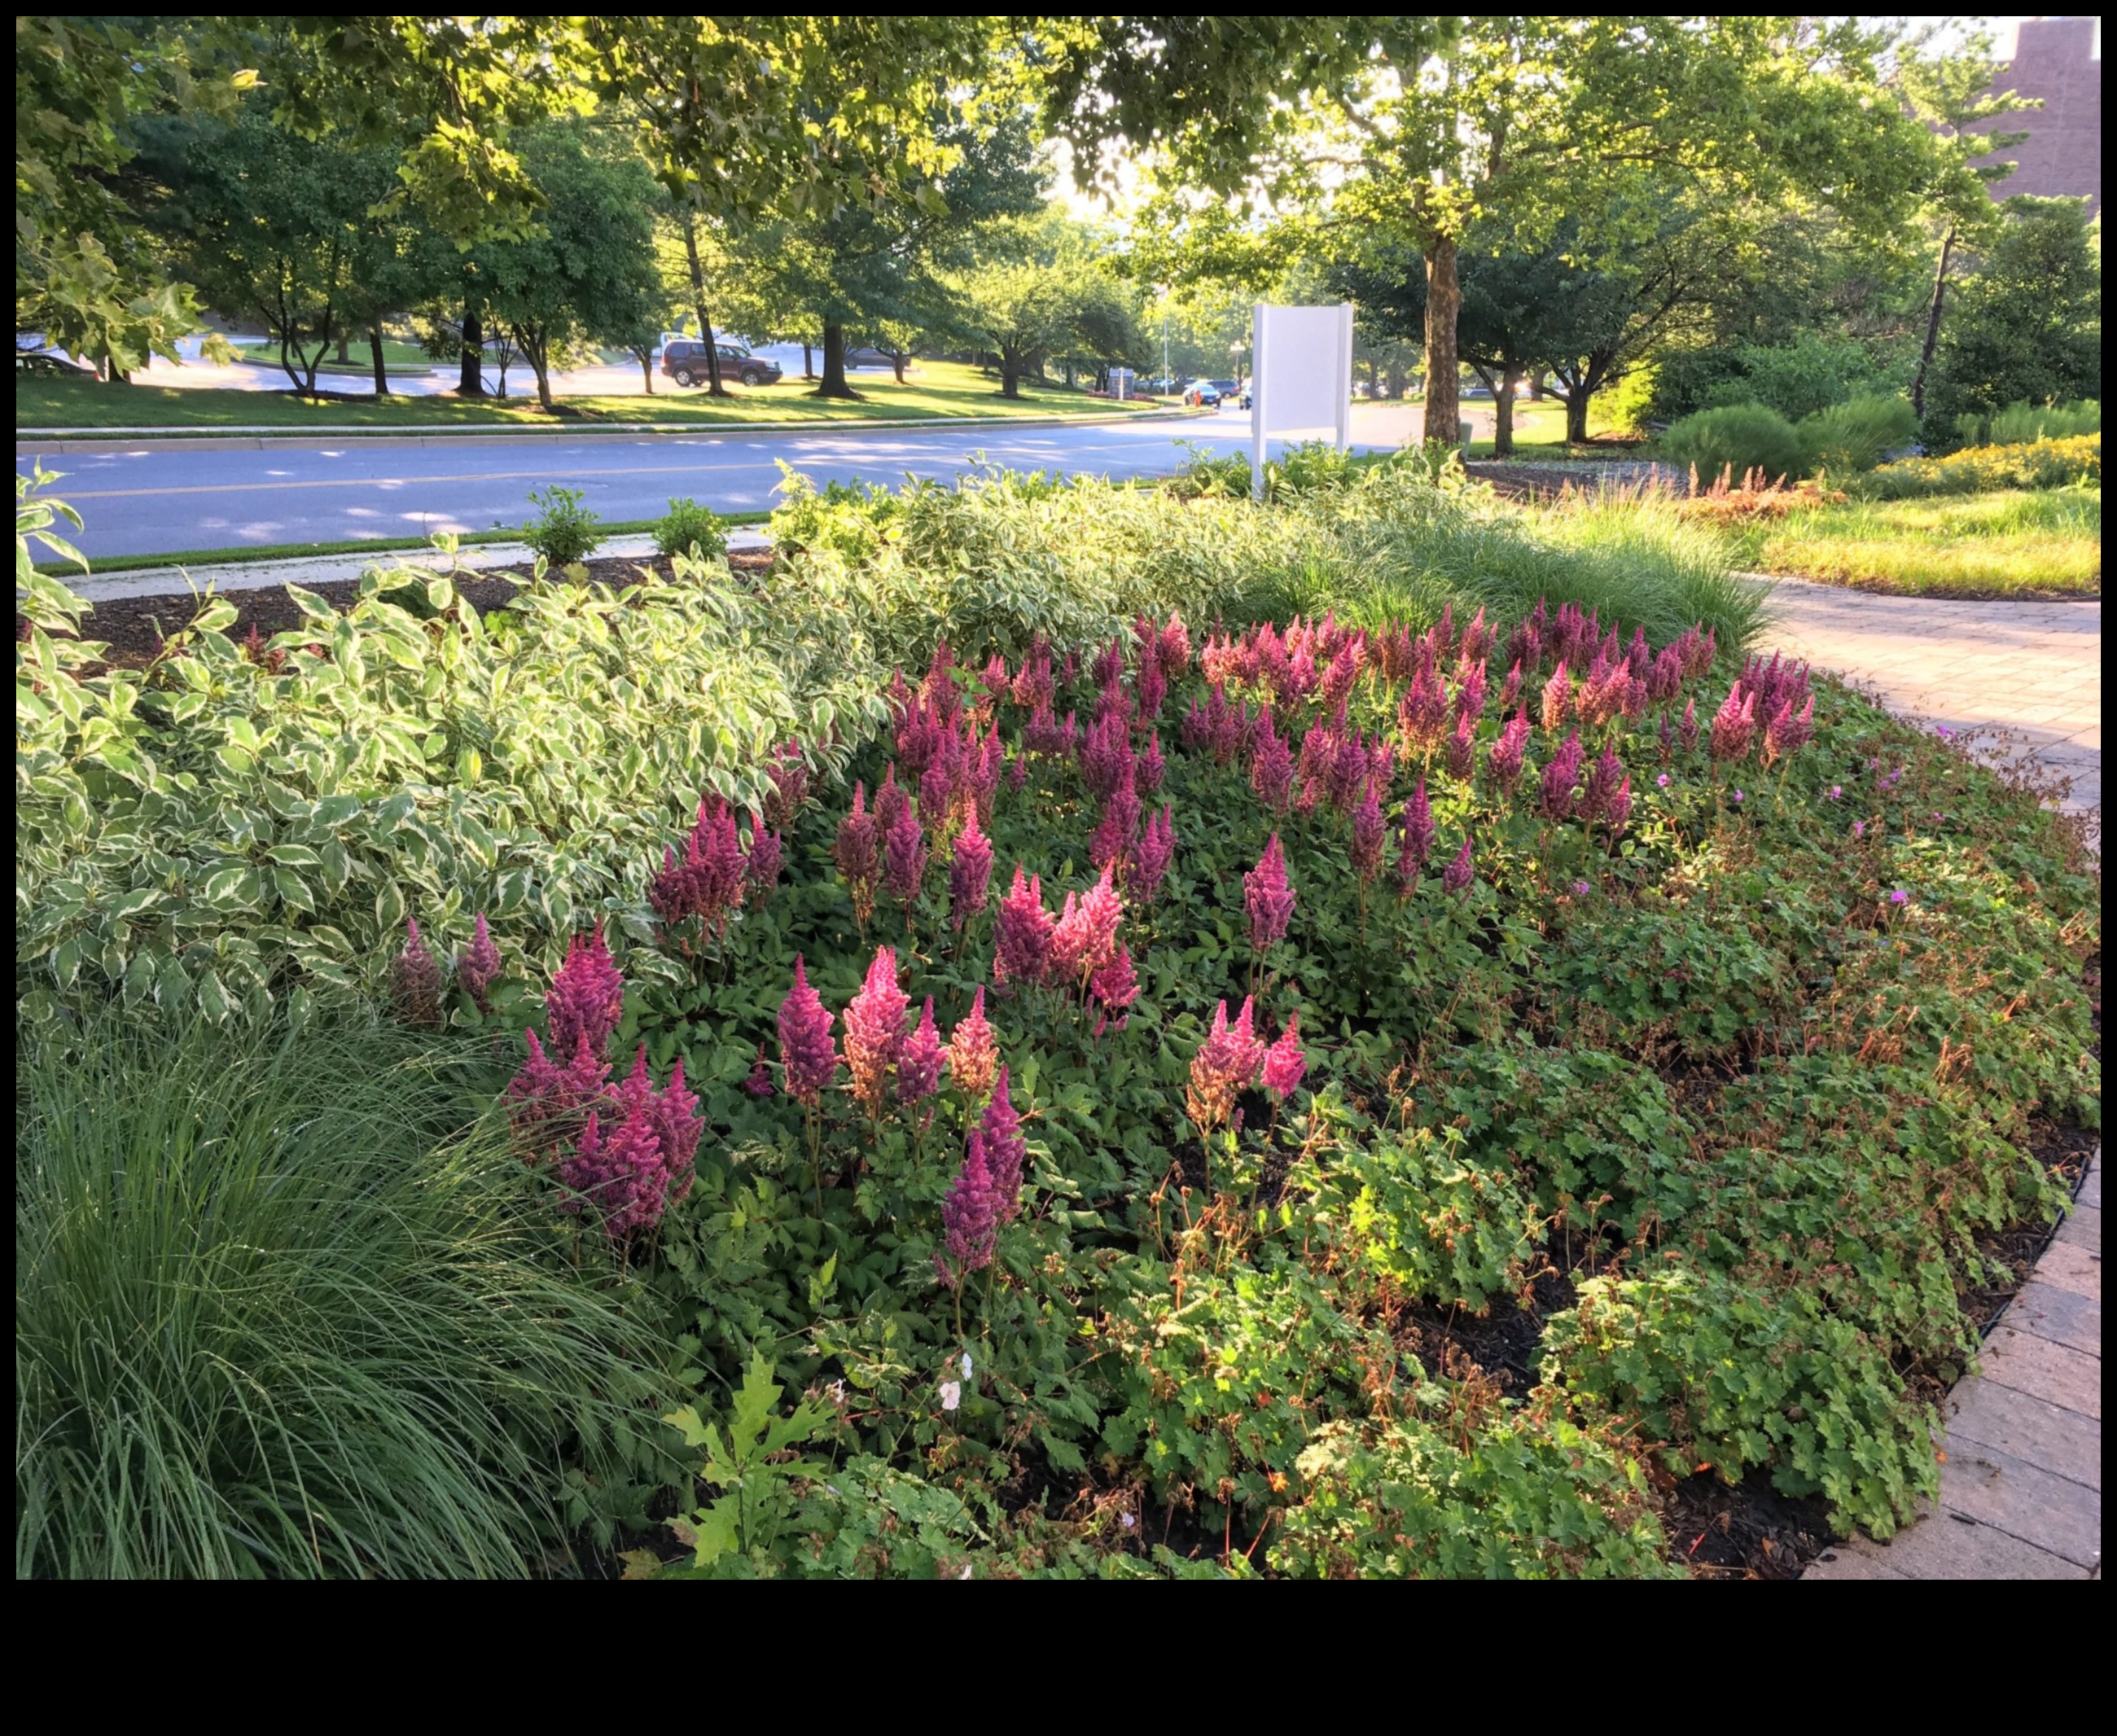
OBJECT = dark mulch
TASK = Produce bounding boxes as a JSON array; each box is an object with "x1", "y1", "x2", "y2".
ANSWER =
[
  {"x1": 1664, "y1": 1470, "x2": 1833, "y2": 1580},
  {"x1": 35, "y1": 547, "x2": 777, "y2": 669},
  {"x1": 1396, "y1": 1266, "x2": 1579, "y2": 1398}
]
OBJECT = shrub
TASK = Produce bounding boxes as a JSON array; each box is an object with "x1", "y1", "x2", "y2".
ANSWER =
[
  {"x1": 15, "y1": 1010, "x2": 667, "y2": 1577},
  {"x1": 1657, "y1": 403, "x2": 1805, "y2": 484},
  {"x1": 653, "y1": 496, "x2": 729, "y2": 562},
  {"x1": 522, "y1": 483, "x2": 602, "y2": 565},
  {"x1": 1797, "y1": 393, "x2": 1917, "y2": 476},
  {"x1": 1860, "y1": 432, "x2": 2101, "y2": 499},
  {"x1": 1653, "y1": 335, "x2": 1892, "y2": 424},
  {"x1": 1966, "y1": 398, "x2": 2101, "y2": 448}
]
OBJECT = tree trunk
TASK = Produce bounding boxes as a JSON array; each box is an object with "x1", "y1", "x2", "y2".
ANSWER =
[
  {"x1": 681, "y1": 207, "x2": 730, "y2": 395},
  {"x1": 892, "y1": 352, "x2": 907, "y2": 384},
  {"x1": 998, "y1": 350, "x2": 1022, "y2": 400},
  {"x1": 459, "y1": 305, "x2": 484, "y2": 397},
  {"x1": 1527, "y1": 368, "x2": 1545, "y2": 401},
  {"x1": 1563, "y1": 380, "x2": 1590, "y2": 444},
  {"x1": 334, "y1": 334, "x2": 351, "y2": 365},
  {"x1": 368, "y1": 325, "x2": 389, "y2": 397},
  {"x1": 802, "y1": 341, "x2": 815, "y2": 379},
  {"x1": 638, "y1": 349, "x2": 656, "y2": 393},
  {"x1": 813, "y1": 322, "x2": 861, "y2": 399},
  {"x1": 1911, "y1": 221, "x2": 1957, "y2": 421},
  {"x1": 1422, "y1": 233, "x2": 1463, "y2": 447},
  {"x1": 1492, "y1": 366, "x2": 1520, "y2": 458}
]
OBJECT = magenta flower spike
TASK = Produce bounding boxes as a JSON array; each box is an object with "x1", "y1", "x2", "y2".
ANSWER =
[
  {"x1": 1579, "y1": 747, "x2": 1624, "y2": 824},
  {"x1": 546, "y1": 924, "x2": 625, "y2": 1061},
  {"x1": 835, "y1": 782, "x2": 880, "y2": 910},
  {"x1": 1764, "y1": 693, "x2": 1814, "y2": 763},
  {"x1": 389, "y1": 916, "x2": 443, "y2": 1028},
  {"x1": 1710, "y1": 683, "x2": 1757, "y2": 762},
  {"x1": 1131, "y1": 803, "x2": 1177, "y2": 905},
  {"x1": 1456, "y1": 660, "x2": 1488, "y2": 721},
  {"x1": 844, "y1": 945, "x2": 909, "y2": 1118},
  {"x1": 949, "y1": 809, "x2": 994, "y2": 931},
  {"x1": 883, "y1": 799, "x2": 927, "y2": 906},
  {"x1": 1499, "y1": 659, "x2": 1523, "y2": 715},
  {"x1": 936, "y1": 1129, "x2": 1002, "y2": 1290},
  {"x1": 1396, "y1": 779, "x2": 1436, "y2": 891},
  {"x1": 945, "y1": 987, "x2": 1000, "y2": 1103},
  {"x1": 1244, "y1": 833, "x2": 1295, "y2": 954},
  {"x1": 1441, "y1": 835, "x2": 1476, "y2": 898},
  {"x1": 1158, "y1": 613, "x2": 1191, "y2": 677},
  {"x1": 777, "y1": 954, "x2": 837, "y2": 1103},
  {"x1": 1089, "y1": 942, "x2": 1139, "y2": 1032},
  {"x1": 1540, "y1": 661, "x2": 1571, "y2": 734},
  {"x1": 874, "y1": 765, "x2": 909, "y2": 838},
  {"x1": 981, "y1": 1064, "x2": 1027, "y2": 1221},
  {"x1": 455, "y1": 913, "x2": 502, "y2": 1011},
  {"x1": 1251, "y1": 717, "x2": 1295, "y2": 813},
  {"x1": 1186, "y1": 997, "x2": 1266, "y2": 1135},
  {"x1": 1606, "y1": 773, "x2": 1633, "y2": 836},
  {"x1": 745, "y1": 1046, "x2": 775, "y2": 1096},
  {"x1": 899, "y1": 997, "x2": 945, "y2": 1107},
  {"x1": 1350, "y1": 781, "x2": 1386, "y2": 886},
  {"x1": 993, "y1": 865, "x2": 1054, "y2": 988},
  {"x1": 1260, "y1": 1011, "x2": 1307, "y2": 1102},
  {"x1": 1488, "y1": 708, "x2": 1530, "y2": 795},
  {"x1": 765, "y1": 743, "x2": 810, "y2": 831},
  {"x1": 651, "y1": 1055, "x2": 702, "y2": 1206},
  {"x1": 1138, "y1": 730, "x2": 1166, "y2": 796},
  {"x1": 743, "y1": 818, "x2": 782, "y2": 904},
  {"x1": 1050, "y1": 862, "x2": 1124, "y2": 987},
  {"x1": 1540, "y1": 730, "x2": 1585, "y2": 822},
  {"x1": 1679, "y1": 696, "x2": 1700, "y2": 754},
  {"x1": 1444, "y1": 709, "x2": 1477, "y2": 781}
]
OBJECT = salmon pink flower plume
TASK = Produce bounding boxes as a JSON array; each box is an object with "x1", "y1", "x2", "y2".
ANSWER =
[
  {"x1": 1186, "y1": 997, "x2": 1265, "y2": 1134},
  {"x1": 945, "y1": 986, "x2": 999, "y2": 1103},
  {"x1": 1710, "y1": 683, "x2": 1757, "y2": 762},
  {"x1": 1050, "y1": 863, "x2": 1124, "y2": 986},
  {"x1": 776, "y1": 955, "x2": 836, "y2": 1103},
  {"x1": 1245, "y1": 834, "x2": 1295, "y2": 953},
  {"x1": 1541, "y1": 661, "x2": 1571, "y2": 734},
  {"x1": 546, "y1": 923, "x2": 624, "y2": 1060},
  {"x1": 1260, "y1": 1012, "x2": 1307, "y2": 1102},
  {"x1": 844, "y1": 945, "x2": 909, "y2": 1117}
]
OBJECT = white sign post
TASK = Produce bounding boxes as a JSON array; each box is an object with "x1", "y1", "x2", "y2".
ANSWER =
[{"x1": 1251, "y1": 302, "x2": 1354, "y2": 499}]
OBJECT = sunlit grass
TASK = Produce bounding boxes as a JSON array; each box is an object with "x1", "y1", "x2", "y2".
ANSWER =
[{"x1": 1747, "y1": 489, "x2": 2101, "y2": 597}]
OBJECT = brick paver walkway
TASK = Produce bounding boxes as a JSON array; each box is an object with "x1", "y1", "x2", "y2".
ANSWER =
[
  {"x1": 1769, "y1": 576, "x2": 2102, "y2": 1581},
  {"x1": 1755, "y1": 577, "x2": 2102, "y2": 848}
]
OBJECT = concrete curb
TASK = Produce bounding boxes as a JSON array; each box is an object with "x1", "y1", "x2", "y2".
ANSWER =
[
  {"x1": 56, "y1": 528, "x2": 773, "y2": 603},
  {"x1": 16, "y1": 406, "x2": 1201, "y2": 457}
]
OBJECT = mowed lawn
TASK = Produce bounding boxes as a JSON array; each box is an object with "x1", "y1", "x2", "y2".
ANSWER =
[
  {"x1": 1742, "y1": 488, "x2": 2102, "y2": 598},
  {"x1": 16, "y1": 360, "x2": 1161, "y2": 432}
]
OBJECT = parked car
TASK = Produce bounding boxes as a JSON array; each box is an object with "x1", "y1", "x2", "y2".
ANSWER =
[
  {"x1": 1182, "y1": 379, "x2": 1220, "y2": 407},
  {"x1": 1211, "y1": 378, "x2": 1251, "y2": 410},
  {"x1": 15, "y1": 344, "x2": 96, "y2": 379},
  {"x1": 843, "y1": 345, "x2": 897, "y2": 370},
  {"x1": 660, "y1": 340, "x2": 782, "y2": 388}
]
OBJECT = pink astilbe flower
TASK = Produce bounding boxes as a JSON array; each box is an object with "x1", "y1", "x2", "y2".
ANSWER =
[
  {"x1": 1131, "y1": 803, "x2": 1177, "y2": 905},
  {"x1": 506, "y1": 1028, "x2": 611, "y2": 1161},
  {"x1": 981, "y1": 1064, "x2": 1027, "y2": 1220},
  {"x1": 777, "y1": 956, "x2": 837, "y2": 1103},
  {"x1": 649, "y1": 1054, "x2": 701, "y2": 1206},
  {"x1": 945, "y1": 987, "x2": 999, "y2": 1103},
  {"x1": 949, "y1": 809, "x2": 994, "y2": 931},
  {"x1": 1396, "y1": 780, "x2": 1435, "y2": 891},
  {"x1": 1710, "y1": 683, "x2": 1758, "y2": 762},
  {"x1": 1679, "y1": 697, "x2": 1700, "y2": 753},
  {"x1": 1398, "y1": 665, "x2": 1448, "y2": 758},
  {"x1": 1488, "y1": 708, "x2": 1530, "y2": 795},
  {"x1": 743, "y1": 818, "x2": 782, "y2": 904},
  {"x1": 1186, "y1": 997, "x2": 1265, "y2": 1135},
  {"x1": 1260, "y1": 1012, "x2": 1307, "y2": 1102},
  {"x1": 454, "y1": 913, "x2": 503, "y2": 1011},
  {"x1": 1081, "y1": 708, "x2": 1133, "y2": 801},
  {"x1": 899, "y1": 997, "x2": 945, "y2": 1108},
  {"x1": 844, "y1": 945, "x2": 909, "y2": 1118},
  {"x1": 1444, "y1": 708, "x2": 1477, "y2": 781},
  {"x1": 1441, "y1": 835, "x2": 1476, "y2": 898},
  {"x1": 883, "y1": 799, "x2": 927, "y2": 907},
  {"x1": 1455, "y1": 660, "x2": 1488, "y2": 721},
  {"x1": 390, "y1": 917, "x2": 443, "y2": 1028},
  {"x1": 1764, "y1": 693, "x2": 1814, "y2": 764},
  {"x1": 1541, "y1": 731, "x2": 1585, "y2": 822},
  {"x1": 546, "y1": 925, "x2": 625, "y2": 1061},
  {"x1": 1648, "y1": 643, "x2": 1684, "y2": 706},
  {"x1": 764, "y1": 743, "x2": 810, "y2": 831},
  {"x1": 1089, "y1": 942, "x2": 1139, "y2": 1032},
  {"x1": 1460, "y1": 605, "x2": 1492, "y2": 668},
  {"x1": 1604, "y1": 773, "x2": 1634, "y2": 837},
  {"x1": 993, "y1": 866, "x2": 1054, "y2": 988},
  {"x1": 918, "y1": 750, "x2": 954, "y2": 828},
  {"x1": 1138, "y1": 730, "x2": 1166, "y2": 796},
  {"x1": 936, "y1": 1130, "x2": 1002, "y2": 1291},
  {"x1": 558, "y1": 1103, "x2": 674, "y2": 1240},
  {"x1": 1158, "y1": 614, "x2": 1192, "y2": 677},
  {"x1": 1319, "y1": 640, "x2": 1362, "y2": 712},
  {"x1": 1578, "y1": 747, "x2": 1625, "y2": 824},
  {"x1": 1499, "y1": 659, "x2": 1524, "y2": 714},
  {"x1": 1089, "y1": 775, "x2": 1142, "y2": 877},
  {"x1": 745, "y1": 1046, "x2": 774, "y2": 1097},
  {"x1": 874, "y1": 765, "x2": 910, "y2": 839},
  {"x1": 1244, "y1": 833, "x2": 1295, "y2": 953},
  {"x1": 1541, "y1": 662, "x2": 1571, "y2": 734},
  {"x1": 835, "y1": 783, "x2": 881, "y2": 922},
  {"x1": 1350, "y1": 780, "x2": 1387, "y2": 886},
  {"x1": 1049, "y1": 863, "x2": 1124, "y2": 989},
  {"x1": 1134, "y1": 654, "x2": 1167, "y2": 721}
]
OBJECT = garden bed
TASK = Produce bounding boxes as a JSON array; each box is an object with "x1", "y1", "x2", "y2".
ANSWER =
[{"x1": 18, "y1": 458, "x2": 2098, "y2": 1578}]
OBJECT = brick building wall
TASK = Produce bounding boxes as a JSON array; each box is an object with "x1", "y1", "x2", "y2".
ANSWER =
[{"x1": 1974, "y1": 16, "x2": 2101, "y2": 215}]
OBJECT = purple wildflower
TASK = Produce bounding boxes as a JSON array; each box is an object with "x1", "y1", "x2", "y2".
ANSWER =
[
  {"x1": 455, "y1": 913, "x2": 502, "y2": 1011},
  {"x1": 935, "y1": 1130, "x2": 1001, "y2": 1291},
  {"x1": 1244, "y1": 834, "x2": 1295, "y2": 953},
  {"x1": 777, "y1": 955, "x2": 836, "y2": 1103},
  {"x1": 389, "y1": 917, "x2": 443, "y2": 1028}
]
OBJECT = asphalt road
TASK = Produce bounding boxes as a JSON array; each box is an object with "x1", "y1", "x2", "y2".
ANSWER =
[{"x1": 27, "y1": 408, "x2": 1414, "y2": 561}]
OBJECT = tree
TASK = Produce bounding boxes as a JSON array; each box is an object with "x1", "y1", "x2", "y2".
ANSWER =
[
  {"x1": 473, "y1": 125, "x2": 662, "y2": 411},
  {"x1": 586, "y1": 16, "x2": 996, "y2": 396},
  {"x1": 159, "y1": 113, "x2": 408, "y2": 395},
  {"x1": 957, "y1": 215, "x2": 1142, "y2": 399},
  {"x1": 1926, "y1": 196, "x2": 2102, "y2": 439},
  {"x1": 1894, "y1": 28, "x2": 2036, "y2": 419}
]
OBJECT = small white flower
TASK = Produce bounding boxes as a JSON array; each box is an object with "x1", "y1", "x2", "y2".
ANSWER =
[
  {"x1": 939, "y1": 1379, "x2": 962, "y2": 1413},
  {"x1": 1120, "y1": 1513, "x2": 1137, "y2": 1530},
  {"x1": 960, "y1": 1351, "x2": 974, "y2": 1379},
  {"x1": 959, "y1": 1564, "x2": 974, "y2": 1580}
]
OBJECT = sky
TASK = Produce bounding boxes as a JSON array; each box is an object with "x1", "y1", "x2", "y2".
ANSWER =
[{"x1": 1934, "y1": 15, "x2": 2101, "y2": 58}]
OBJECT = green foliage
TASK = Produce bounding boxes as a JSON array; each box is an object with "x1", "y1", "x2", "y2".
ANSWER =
[
  {"x1": 1657, "y1": 334, "x2": 1896, "y2": 425},
  {"x1": 1797, "y1": 393, "x2": 1917, "y2": 476},
  {"x1": 520, "y1": 484, "x2": 603, "y2": 567},
  {"x1": 1966, "y1": 399, "x2": 2100, "y2": 448},
  {"x1": 664, "y1": 1350, "x2": 836, "y2": 1575},
  {"x1": 653, "y1": 497, "x2": 730, "y2": 562},
  {"x1": 1658, "y1": 403, "x2": 1806, "y2": 484},
  {"x1": 1739, "y1": 486, "x2": 2101, "y2": 598},
  {"x1": 1861, "y1": 434, "x2": 2100, "y2": 500},
  {"x1": 15, "y1": 1009, "x2": 668, "y2": 1578}
]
